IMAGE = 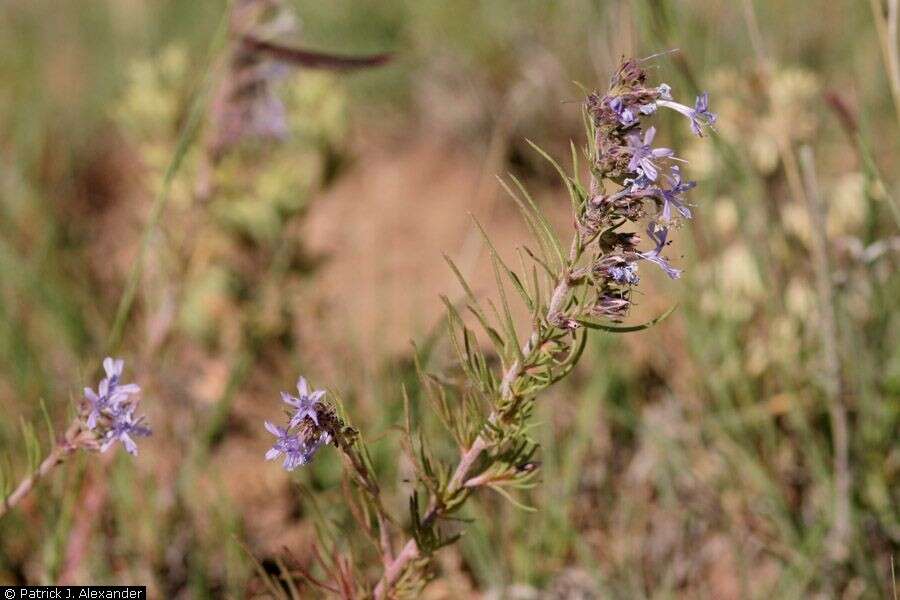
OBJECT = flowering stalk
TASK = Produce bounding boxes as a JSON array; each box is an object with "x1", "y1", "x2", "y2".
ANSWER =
[
  {"x1": 0, "y1": 358, "x2": 149, "y2": 520},
  {"x1": 263, "y1": 57, "x2": 715, "y2": 598}
]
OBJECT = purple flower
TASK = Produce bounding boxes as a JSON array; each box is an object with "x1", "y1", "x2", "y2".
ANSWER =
[
  {"x1": 100, "y1": 409, "x2": 151, "y2": 456},
  {"x1": 264, "y1": 421, "x2": 330, "y2": 471},
  {"x1": 609, "y1": 263, "x2": 640, "y2": 285},
  {"x1": 639, "y1": 223, "x2": 681, "y2": 279},
  {"x1": 282, "y1": 377, "x2": 325, "y2": 428},
  {"x1": 657, "y1": 166, "x2": 696, "y2": 222},
  {"x1": 609, "y1": 97, "x2": 637, "y2": 126},
  {"x1": 626, "y1": 127, "x2": 675, "y2": 181},
  {"x1": 693, "y1": 93, "x2": 716, "y2": 128},
  {"x1": 657, "y1": 92, "x2": 717, "y2": 137},
  {"x1": 82, "y1": 358, "x2": 150, "y2": 456},
  {"x1": 84, "y1": 357, "x2": 141, "y2": 430},
  {"x1": 624, "y1": 168, "x2": 653, "y2": 192}
]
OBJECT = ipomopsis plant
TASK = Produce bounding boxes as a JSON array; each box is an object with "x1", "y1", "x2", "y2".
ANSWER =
[{"x1": 260, "y1": 57, "x2": 715, "y2": 598}]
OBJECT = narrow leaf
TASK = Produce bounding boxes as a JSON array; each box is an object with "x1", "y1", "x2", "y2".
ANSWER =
[
  {"x1": 575, "y1": 304, "x2": 678, "y2": 333},
  {"x1": 471, "y1": 216, "x2": 533, "y2": 310},
  {"x1": 523, "y1": 139, "x2": 583, "y2": 217},
  {"x1": 507, "y1": 173, "x2": 566, "y2": 269},
  {"x1": 488, "y1": 483, "x2": 538, "y2": 512},
  {"x1": 497, "y1": 177, "x2": 554, "y2": 268},
  {"x1": 38, "y1": 398, "x2": 55, "y2": 445},
  {"x1": 489, "y1": 254, "x2": 524, "y2": 366}
]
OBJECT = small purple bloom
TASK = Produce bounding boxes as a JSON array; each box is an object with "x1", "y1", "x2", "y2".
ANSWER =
[
  {"x1": 626, "y1": 127, "x2": 675, "y2": 181},
  {"x1": 640, "y1": 223, "x2": 681, "y2": 279},
  {"x1": 282, "y1": 377, "x2": 326, "y2": 428},
  {"x1": 609, "y1": 263, "x2": 640, "y2": 285},
  {"x1": 84, "y1": 357, "x2": 141, "y2": 431},
  {"x1": 692, "y1": 93, "x2": 716, "y2": 129},
  {"x1": 624, "y1": 168, "x2": 653, "y2": 192},
  {"x1": 657, "y1": 92, "x2": 717, "y2": 137},
  {"x1": 658, "y1": 165, "x2": 696, "y2": 222},
  {"x1": 264, "y1": 421, "x2": 304, "y2": 470},
  {"x1": 100, "y1": 409, "x2": 151, "y2": 456},
  {"x1": 609, "y1": 97, "x2": 637, "y2": 126},
  {"x1": 264, "y1": 421, "x2": 330, "y2": 471}
]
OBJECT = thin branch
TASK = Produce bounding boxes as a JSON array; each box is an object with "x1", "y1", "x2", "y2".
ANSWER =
[
  {"x1": 373, "y1": 106, "x2": 605, "y2": 596},
  {"x1": 373, "y1": 220, "x2": 578, "y2": 600},
  {"x1": 0, "y1": 421, "x2": 81, "y2": 520}
]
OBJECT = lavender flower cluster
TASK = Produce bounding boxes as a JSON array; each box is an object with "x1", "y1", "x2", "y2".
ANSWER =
[
  {"x1": 82, "y1": 358, "x2": 151, "y2": 456},
  {"x1": 583, "y1": 60, "x2": 716, "y2": 321},
  {"x1": 264, "y1": 377, "x2": 334, "y2": 471}
]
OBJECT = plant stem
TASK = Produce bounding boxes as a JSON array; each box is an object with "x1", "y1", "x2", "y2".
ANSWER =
[
  {"x1": 0, "y1": 421, "x2": 81, "y2": 520},
  {"x1": 373, "y1": 271, "x2": 573, "y2": 599},
  {"x1": 374, "y1": 144, "x2": 591, "y2": 598}
]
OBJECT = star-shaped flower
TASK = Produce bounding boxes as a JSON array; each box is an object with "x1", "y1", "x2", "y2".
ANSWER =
[
  {"x1": 264, "y1": 421, "x2": 330, "y2": 471},
  {"x1": 100, "y1": 409, "x2": 151, "y2": 456},
  {"x1": 639, "y1": 222, "x2": 681, "y2": 279},
  {"x1": 657, "y1": 92, "x2": 717, "y2": 137},
  {"x1": 281, "y1": 377, "x2": 325, "y2": 428},
  {"x1": 83, "y1": 357, "x2": 141, "y2": 430},
  {"x1": 626, "y1": 127, "x2": 675, "y2": 181},
  {"x1": 657, "y1": 166, "x2": 697, "y2": 222}
]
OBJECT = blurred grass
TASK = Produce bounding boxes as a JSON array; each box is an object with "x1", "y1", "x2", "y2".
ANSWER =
[{"x1": 0, "y1": 0, "x2": 897, "y2": 597}]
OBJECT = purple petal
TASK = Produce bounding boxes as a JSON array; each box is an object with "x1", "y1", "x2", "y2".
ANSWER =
[
  {"x1": 117, "y1": 383, "x2": 140, "y2": 395},
  {"x1": 121, "y1": 433, "x2": 138, "y2": 456}
]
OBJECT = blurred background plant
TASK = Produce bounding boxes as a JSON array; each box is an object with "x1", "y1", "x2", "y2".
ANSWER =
[{"x1": 0, "y1": 0, "x2": 896, "y2": 598}]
